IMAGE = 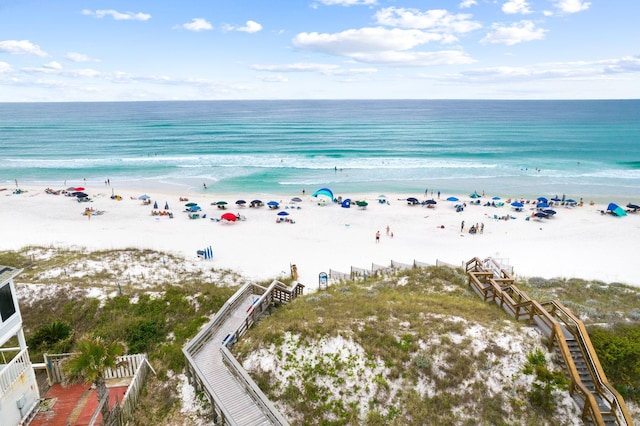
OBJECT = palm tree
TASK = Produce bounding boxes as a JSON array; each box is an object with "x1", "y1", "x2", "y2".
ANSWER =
[{"x1": 64, "y1": 335, "x2": 126, "y2": 421}]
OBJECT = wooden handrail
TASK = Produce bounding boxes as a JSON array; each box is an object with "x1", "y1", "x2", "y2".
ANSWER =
[
  {"x1": 466, "y1": 259, "x2": 619, "y2": 425},
  {"x1": 543, "y1": 301, "x2": 633, "y2": 426}
]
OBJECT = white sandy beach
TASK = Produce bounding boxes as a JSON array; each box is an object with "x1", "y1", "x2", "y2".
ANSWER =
[{"x1": 1, "y1": 182, "x2": 639, "y2": 290}]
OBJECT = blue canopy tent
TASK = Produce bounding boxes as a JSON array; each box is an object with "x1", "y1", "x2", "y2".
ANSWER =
[
  {"x1": 312, "y1": 187, "x2": 334, "y2": 202},
  {"x1": 341, "y1": 198, "x2": 351, "y2": 208},
  {"x1": 607, "y1": 203, "x2": 627, "y2": 217}
]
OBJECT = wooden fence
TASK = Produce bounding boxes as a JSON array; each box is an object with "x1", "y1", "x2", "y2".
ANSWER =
[{"x1": 42, "y1": 353, "x2": 151, "y2": 426}]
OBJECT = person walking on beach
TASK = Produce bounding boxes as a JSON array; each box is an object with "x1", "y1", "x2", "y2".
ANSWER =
[
  {"x1": 480, "y1": 223, "x2": 484, "y2": 234},
  {"x1": 461, "y1": 220, "x2": 465, "y2": 232},
  {"x1": 376, "y1": 230, "x2": 381, "y2": 243},
  {"x1": 386, "y1": 225, "x2": 390, "y2": 236}
]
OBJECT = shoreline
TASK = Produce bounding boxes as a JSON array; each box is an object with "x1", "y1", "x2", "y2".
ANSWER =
[{"x1": 1, "y1": 180, "x2": 639, "y2": 289}]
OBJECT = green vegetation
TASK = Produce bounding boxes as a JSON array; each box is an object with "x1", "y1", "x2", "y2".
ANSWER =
[
  {"x1": 522, "y1": 348, "x2": 570, "y2": 411},
  {"x1": 1, "y1": 247, "x2": 238, "y2": 424},
  {"x1": 233, "y1": 267, "x2": 570, "y2": 425},
  {"x1": 3, "y1": 247, "x2": 639, "y2": 424}
]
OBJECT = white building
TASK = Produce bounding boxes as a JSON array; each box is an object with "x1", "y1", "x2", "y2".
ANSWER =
[{"x1": 0, "y1": 265, "x2": 40, "y2": 426}]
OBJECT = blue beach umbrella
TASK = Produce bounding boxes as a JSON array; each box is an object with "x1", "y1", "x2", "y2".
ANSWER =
[
  {"x1": 492, "y1": 196, "x2": 501, "y2": 200},
  {"x1": 511, "y1": 201, "x2": 524, "y2": 208},
  {"x1": 277, "y1": 211, "x2": 289, "y2": 216},
  {"x1": 446, "y1": 196, "x2": 459, "y2": 202}
]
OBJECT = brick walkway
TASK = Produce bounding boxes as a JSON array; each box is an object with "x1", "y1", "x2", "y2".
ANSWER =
[{"x1": 30, "y1": 383, "x2": 128, "y2": 426}]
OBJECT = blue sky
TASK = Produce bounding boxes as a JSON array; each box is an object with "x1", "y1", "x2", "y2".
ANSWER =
[{"x1": 0, "y1": 0, "x2": 638, "y2": 101}]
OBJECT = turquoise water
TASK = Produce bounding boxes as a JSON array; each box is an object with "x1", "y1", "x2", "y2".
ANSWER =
[{"x1": 1, "y1": 100, "x2": 639, "y2": 199}]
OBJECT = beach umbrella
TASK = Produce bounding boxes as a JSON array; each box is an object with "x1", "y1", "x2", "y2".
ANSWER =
[
  {"x1": 139, "y1": 194, "x2": 151, "y2": 200},
  {"x1": 446, "y1": 196, "x2": 459, "y2": 202},
  {"x1": 534, "y1": 212, "x2": 548, "y2": 218},
  {"x1": 164, "y1": 202, "x2": 169, "y2": 210},
  {"x1": 492, "y1": 196, "x2": 501, "y2": 200},
  {"x1": 423, "y1": 199, "x2": 437, "y2": 205},
  {"x1": 277, "y1": 211, "x2": 289, "y2": 216},
  {"x1": 627, "y1": 203, "x2": 640, "y2": 211},
  {"x1": 312, "y1": 188, "x2": 334, "y2": 201},
  {"x1": 216, "y1": 201, "x2": 228, "y2": 206},
  {"x1": 221, "y1": 212, "x2": 237, "y2": 222},
  {"x1": 551, "y1": 197, "x2": 562, "y2": 202},
  {"x1": 537, "y1": 197, "x2": 548, "y2": 203},
  {"x1": 185, "y1": 202, "x2": 197, "y2": 207},
  {"x1": 153, "y1": 201, "x2": 158, "y2": 209},
  {"x1": 236, "y1": 200, "x2": 246, "y2": 206},
  {"x1": 407, "y1": 197, "x2": 420, "y2": 205},
  {"x1": 250, "y1": 199, "x2": 263, "y2": 207},
  {"x1": 378, "y1": 194, "x2": 387, "y2": 200},
  {"x1": 66, "y1": 186, "x2": 77, "y2": 191},
  {"x1": 566, "y1": 199, "x2": 577, "y2": 204},
  {"x1": 74, "y1": 187, "x2": 85, "y2": 191},
  {"x1": 469, "y1": 192, "x2": 481, "y2": 199},
  {"x1": 291, "y1": 197, "x2": 302, "y2": 203},
  {"x1": 75, "y1": 193, "x2": 89, "y2": 198},
  {"x1": 536, "y1": 201, "x2": 549, "y2": 208},
  {"x1": 356, "y1": 200, "x2": 368, "y2": 208},
  {"x1": 267, "y1": 200, "x2": 279, "y2": 206},
  {"x1": 341, "y1": 198, "x2": 351, "y2": 208},
  {"x1": 543, "y1": 209, "x2": 556, "y2": 216},
  {"x1": 511, "y1": 201, "x2": 524, "y2": 208},
  {"x1": 188, "y1": 205, "x2": 201, "y2": 212}
]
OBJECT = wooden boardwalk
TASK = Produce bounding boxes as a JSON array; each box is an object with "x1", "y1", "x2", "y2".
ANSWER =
[
  {"x1": 192, "y1": 293, "x2": 274, "y2": 426},
  {"x1": 184, "y1": 280, "x2": 302, "y2": 425}
]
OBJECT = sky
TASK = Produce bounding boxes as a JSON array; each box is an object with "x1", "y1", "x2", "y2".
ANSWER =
[{"x1": 0, "y1": 0, "x2": 638, "y2": 101}]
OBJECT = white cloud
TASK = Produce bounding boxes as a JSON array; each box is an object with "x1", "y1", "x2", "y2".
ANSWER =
[
  {"x1": 481, "y1": 20, "x2": 547, "y2": 45},
  {"x1": 259, "y1": 74, "x2": 288, "y2": 83},
  {"x1": 350, "y1": 49, "x2": 475, "y2": 66},
  {"x1": 66, "y1": 52, "x2": 98, "y2": 63},
  {"x1": 316, "y1": 0, "x2": 377, "y2": 6},
  {"x1": 43, "y1": 61, "x2": 62, "y2": 70},
  {"x1": 81, "y1": 9, "x2": 151, "y2": 21},
  {"x1": 182, "y1": 18, "x2": 213, "y2": 32},
  {"x1": 0, "y1": 40, "x2": 48, "y2": 57},
  {"x1": 459, "y1": 0, "x2": 477, "y2": 8},
  {"x1": 0, "y1": 61, "x2": 12, "y2": 73},
  {"x1": 251, "y1": 62, "x2": 377, "y2": 76},
  {"x1": 502, "y1": 0, "x2": 532, "y2": 15},
  {"x1": 252, "y1": 62, "x2": 341, "y2": 73},
  {"x1": 238, "y1": 21, "x2": 263, "y2": 33},
  {"x1": 293, "y1": 27, "x2": 446, "y2": 56},
  {"x1": 553, "y1": 0, "x2": 591, "y2": 14},
  {"x1": 374, "y1": 7, "x2": 481, "y2": 33},
  {"x1": 603, "y1": 56, "x2": 640, "y2": 73}
]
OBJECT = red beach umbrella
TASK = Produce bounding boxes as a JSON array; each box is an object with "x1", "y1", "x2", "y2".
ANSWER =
[
  {"x1": 75, "y1": 187, "x2": 85, "y2": 191},
  {"x1": 221, "y1": 212, "x2": 237, "y2": 222}
]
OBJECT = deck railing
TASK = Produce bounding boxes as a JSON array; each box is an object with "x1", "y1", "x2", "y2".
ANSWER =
[
  {"x1": 0, "y1": 347, "x2": 30, "y2": 396},
  {"x1": 465, "y1": 257, "x2": 633, "y2": 426},
  {"x1": 183, "y1": 280, "x2": 303, "y2": 425}
]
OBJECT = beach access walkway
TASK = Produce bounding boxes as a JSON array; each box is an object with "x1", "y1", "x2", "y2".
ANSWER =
[
  {"x1": 466, "y1": 257, "x2": 633, "y2": 426},
  {"x1": 183, "y1": 280, "x2": 303, "y2": 426}
]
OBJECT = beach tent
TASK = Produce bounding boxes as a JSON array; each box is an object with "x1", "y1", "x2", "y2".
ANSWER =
[
  {"x1": 341, "y1": 198, "x2": 351, "y2": 208},
  {"x1": 291, "y1": 197, "x2": 302, "y2": 203},
  {"x1": 221, "y1": 212, "x2": 237, "y2": 222},
  {"x1": 312, "y1": 188, "x2": 334, "y2": 201},
  {"x1": 627, "y1": 203, "x2": 640, "y2": 212},
  {"x1": 236, "y1": 200, "x2": 246, "y2": 206},
  {"x1": 423, "y1": 199, "x2": 437, "y2": 205},
  {"x1": 607, "y1": 203, "x2": 627, "y2": 217},
  {"x1": 406, "y1": 197, "x2": 420, "y2": 205}
]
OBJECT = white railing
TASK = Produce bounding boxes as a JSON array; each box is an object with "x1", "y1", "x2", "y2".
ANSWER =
[{"x1": 0, "y1": 347, "x2": 29, "y2": 396}]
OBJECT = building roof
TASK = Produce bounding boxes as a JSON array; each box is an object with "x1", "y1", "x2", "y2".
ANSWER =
[{"x1": 0, "y1": 265, "x2": 22, "y2": 285}]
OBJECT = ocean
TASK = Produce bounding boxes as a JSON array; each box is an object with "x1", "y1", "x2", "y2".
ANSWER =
[{"x1": 1, "y1": 100, "x2": 639, "y2": 200}]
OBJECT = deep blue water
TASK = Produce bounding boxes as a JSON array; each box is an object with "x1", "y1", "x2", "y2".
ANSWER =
[{"x1": 1, "y1": 100, "x2": 639, "y2": 199}]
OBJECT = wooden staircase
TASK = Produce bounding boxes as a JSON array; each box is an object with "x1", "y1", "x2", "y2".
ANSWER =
[{"x1": 466, "y1": 257, "x2": 633, "y2": 426}]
